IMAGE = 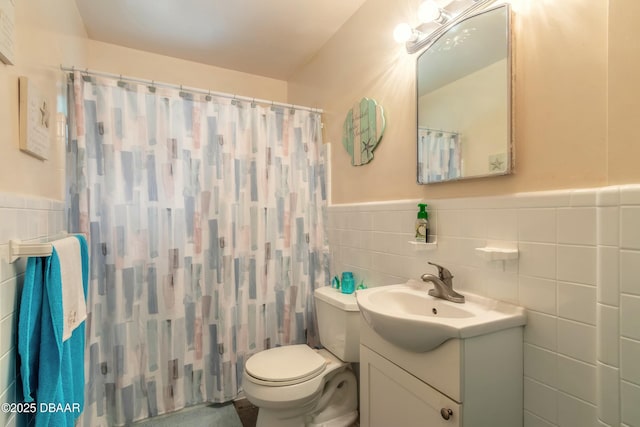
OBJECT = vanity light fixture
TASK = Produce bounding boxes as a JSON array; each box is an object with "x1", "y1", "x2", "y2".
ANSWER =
[
  {"x1": 417, "y1": 1, "x2": 451, "y2": 25},
  {"x1": 393, "y1": 22, "x2": 421, "y2": 44},
  {"x1": 394, "y1": 0, "x2": 499, "y2": 53}
]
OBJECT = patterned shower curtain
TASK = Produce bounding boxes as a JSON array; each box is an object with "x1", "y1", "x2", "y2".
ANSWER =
[
  {"x1": 66, "y1": 71, "x2": 330, "y2": 426},
  {"x1": 418, "y1": 127, "x2": 462, "y2": 182}
]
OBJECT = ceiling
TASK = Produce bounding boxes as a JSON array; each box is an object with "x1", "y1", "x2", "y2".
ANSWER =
[{"x1": 74, "y1": 0, "x2": 368, "y2": 80}]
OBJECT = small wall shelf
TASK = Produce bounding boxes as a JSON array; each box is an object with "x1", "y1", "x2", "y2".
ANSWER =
[
  {"x1": 408, "y1": 239, "x2": 438, "y2": 251},
  {"x1": 475, "y1": 246, "x2": 519, "y2": 261}
]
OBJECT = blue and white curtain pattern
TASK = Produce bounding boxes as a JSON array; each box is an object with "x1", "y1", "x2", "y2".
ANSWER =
[
  {"x1": 66, "y1": 71, "x2": 330, "y2": 426},
  {"x1": 418, "y1": 127, "x2": 462, "y2": 182}
]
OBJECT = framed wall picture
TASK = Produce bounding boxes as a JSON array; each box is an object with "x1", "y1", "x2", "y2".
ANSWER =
[
  {"x1": 0, "y1": 0, "x2": 15, "y2": 65},
  {"x1": 19, "y1": 77, "x2": 51, "y2": 160},
  {"x1": 341, "y1": 97, "x2": 385, "y2": 166}
]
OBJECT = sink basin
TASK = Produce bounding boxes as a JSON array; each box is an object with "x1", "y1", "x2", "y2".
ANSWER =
[{"x1": 356, "y1": 281, "x2": 526, "y2": 352}]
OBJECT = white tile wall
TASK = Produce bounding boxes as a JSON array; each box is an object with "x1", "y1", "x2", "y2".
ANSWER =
[
  {"x1": 597, "y1": 304, "x2": 619, "y2": 367},
  {"x1": 328, "y1": 185, "x2": 640, "y2": 427},
  {"x1": 556, "y1": 392, "x2": 596, "y2": 427},
  {"x1": 620, "y1": 294, "x2": 640, "y2": 341},
  {"x1": 0, "y1": 193, "x2": 65, "y2": 427},
  {"x1": 556, "y1": 355, "x2": 596, "y2": 403},
  {"x1": 525, "y1": 411, "x2": 557, "y2": 427},
  {"x1": 524, "y1": 344, "x2": 558, "y2": 387},
  {"x1": 598, "y1": 246, "x2": 620, "y2": 306},
  {"x1": 524, "y1": 378, "x2": 558, "y2": 424},
  {"x1": 597, "y1": 362, "x2": 620, "y2": 426},
  {"x1": 557, "y1": 319, "x2": 596, "y2": 364},
  {"x1": 620, "y1": 338, "x2": 640, "y2": 384},
  {"x1": 620, "y1": 250, "x2": 640, "y2": 296},
  {"x1": 621, "y1": 380, "x2": 640, "y2": 426},
  {"x1": 557, "y1": 207, "x2": 597, "y2": 245},
  {"x1": 557, "y1": 245, "x2": 596, "y2": 285},
  {"x1": 557, "y1": 282, "x2": 596, "y2": 325},
  {"x1": 519, "y1": 276, "x2": 557, "y2": 315},
  {"x1": 620, "y1": 207, "x2": 640, "y2": 250}
]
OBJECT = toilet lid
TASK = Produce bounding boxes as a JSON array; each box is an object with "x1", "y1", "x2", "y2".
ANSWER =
[{"x1": 245, "y1": 345, "x2": 327, "y2": 385}]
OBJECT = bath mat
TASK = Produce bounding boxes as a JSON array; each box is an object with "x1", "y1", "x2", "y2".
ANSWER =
[{"x1": 133, "y1": 402, "x2": 243, "y2": 427}]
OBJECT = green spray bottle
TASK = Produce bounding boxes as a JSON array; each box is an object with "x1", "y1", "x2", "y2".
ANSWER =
[{"x1": 415, "y1": 203, "x2": 429, "y2": 243}]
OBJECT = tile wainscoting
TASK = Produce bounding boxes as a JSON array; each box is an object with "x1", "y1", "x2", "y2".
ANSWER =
[
  {"x1": 0, "y1": 193, "x2": 65, "y2": 427},
  {"x1": 327, "y1": 185, "x2": 640, "y2": 427},
  {"x1": 0, "y1": 186, "x2": 637, "y2": 426}
]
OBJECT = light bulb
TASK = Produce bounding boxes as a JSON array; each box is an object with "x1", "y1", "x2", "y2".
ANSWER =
[
  {"x1": 418, "y1": 0, "x2": 442, "y2": 23},
  {"x1": 393, "y1": 23, "x2": 414, "y2": 43}
]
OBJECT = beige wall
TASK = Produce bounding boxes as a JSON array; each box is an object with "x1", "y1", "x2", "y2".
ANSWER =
[
  {"x1": 288, "y1": 0, "x2": 612, "y2": 203},
  {"x1": 0, "y1": 0, "x2": 88, "y2": 199},
  {"x1": 0, "y1": 0, "x2": 288, "y2": 201},
  {"x1": 4, "y1": 0, "x2": 637, "y2": 204},
  {"x1": 86, "y1": 41, "x2": 288, "y2": 104},
  {"x1": 608, "y1": 0, "x2": 640, "y2": 184}
]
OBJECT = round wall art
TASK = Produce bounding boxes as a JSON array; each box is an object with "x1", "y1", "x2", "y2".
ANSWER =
[{"x1": 342, "y1": 97, "x2": 385, "y2": 166}]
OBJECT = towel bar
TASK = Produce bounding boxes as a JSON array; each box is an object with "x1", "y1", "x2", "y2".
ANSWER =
[{"x1": 9, "y1": 234, "x2": 83, "y2": 263}]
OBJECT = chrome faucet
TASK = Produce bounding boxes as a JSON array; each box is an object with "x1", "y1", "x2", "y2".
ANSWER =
[{"x1": 421, "y1": 262, "x2": 465, "y2": 303}]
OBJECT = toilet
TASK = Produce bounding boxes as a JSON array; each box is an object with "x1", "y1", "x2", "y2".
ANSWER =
[{"x1": 242, "y1": 286, "x2": 360, "y2": 427}]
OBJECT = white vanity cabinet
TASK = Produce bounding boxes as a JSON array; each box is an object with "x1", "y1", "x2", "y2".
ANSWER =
[
  {"x1": 359, "y1": 321, "x2": 523, "y2": 427},
  {"x1": 361, "y1": 345, "x2": 462, "y2": 426}
]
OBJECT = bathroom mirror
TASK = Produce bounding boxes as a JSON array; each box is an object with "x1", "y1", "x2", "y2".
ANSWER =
[{"x1": 417, "y1": 4, "x2": 512, "y2": 184}]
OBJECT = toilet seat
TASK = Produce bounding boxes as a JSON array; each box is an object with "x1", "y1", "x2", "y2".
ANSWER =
[{"x1": 245, "y1": 345, "x2": 327, "y2": 386}]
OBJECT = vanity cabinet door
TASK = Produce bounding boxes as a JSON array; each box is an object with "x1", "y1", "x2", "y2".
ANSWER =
[{"x1": 360, "y1": 345, "x2": 461, "y2": 427}]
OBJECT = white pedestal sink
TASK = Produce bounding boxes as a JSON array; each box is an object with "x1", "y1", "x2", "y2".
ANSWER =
[{"x1": 355, "y1": 280, "x2": 526, "y2": 352}]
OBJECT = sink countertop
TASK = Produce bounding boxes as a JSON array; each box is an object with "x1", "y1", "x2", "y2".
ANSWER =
[{"x1": 356, "y1": 280, "x2": 527, "y2": 352}]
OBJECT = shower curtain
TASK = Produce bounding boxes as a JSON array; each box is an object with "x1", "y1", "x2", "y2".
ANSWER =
[
  {"x1": 418, "y1": 127, "x2": 461, "y2": 182},
  {"x1": 66, "y1": 71, "x2": 330, "y2": 426}
]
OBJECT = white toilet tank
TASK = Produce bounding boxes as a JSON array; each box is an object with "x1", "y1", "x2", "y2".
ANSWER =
[{"x1": 314, "y1": 286, "x2": 360, "y2": 362}]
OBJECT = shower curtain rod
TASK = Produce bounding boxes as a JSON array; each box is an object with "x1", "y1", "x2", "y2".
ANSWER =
[{"x1": 60, "y1": 65, "x2": 323, "y2": 114}]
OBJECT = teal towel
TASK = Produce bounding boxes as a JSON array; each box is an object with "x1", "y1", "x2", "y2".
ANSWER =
[{"x1": 18, "y1": 235, "x2": 89, "y2": 427}]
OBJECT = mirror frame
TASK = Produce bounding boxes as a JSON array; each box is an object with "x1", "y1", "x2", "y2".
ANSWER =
[{"x1": 416, "y1": 3, "x2": 513, "y2": 184}]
